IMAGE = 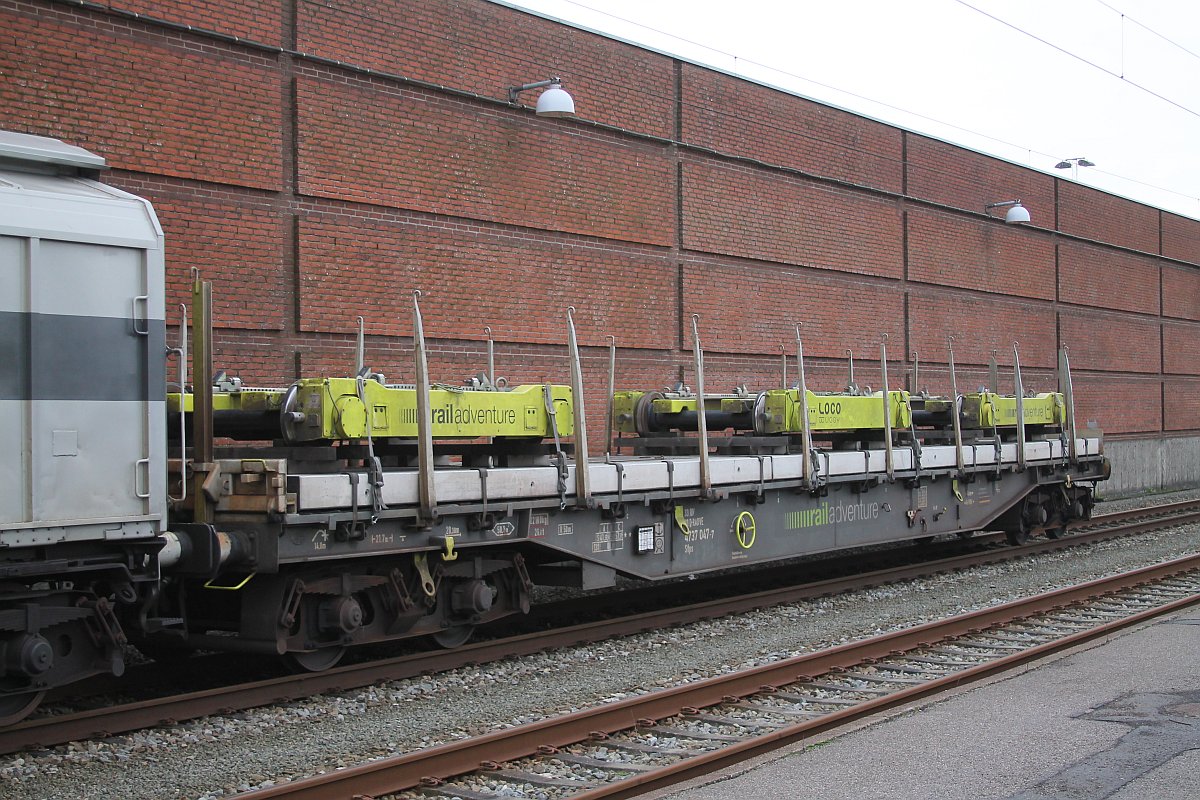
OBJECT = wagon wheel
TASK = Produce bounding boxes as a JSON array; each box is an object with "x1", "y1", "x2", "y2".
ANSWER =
[
  {"x1": 282, "y1": 645, "x2": 346, "y2": 672},
  {"x1": 1005, "y1": 519, "x2": 1031, "y2": 546},
  {"x1": 431, "y1": 624, "x2": 476, "y2": 649},
  {"x1": 0, "y1": 691, "x2": 45, "y2": 727}
]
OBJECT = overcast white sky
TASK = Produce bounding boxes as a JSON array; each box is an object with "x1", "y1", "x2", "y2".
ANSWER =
[{"x1": 504, "y1": 0, "x2": 1200, "y2": 222}]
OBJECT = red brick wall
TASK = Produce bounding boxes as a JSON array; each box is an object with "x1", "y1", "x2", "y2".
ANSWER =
[
  {"x1": 1060, "y1": 310, "x2": 1160, "y2": 374},
  {"x1": 680, "y1": 64, "x2": 903, "y2": 193},
  {"x1": 1165, "y1": 379, "x2": 1200, "y2": 431},
  {"x1": 117, "y1": 0, "x2": 281, "y2": 43},
  {"x1": 296, "y1": 212, "x2": 676, "y2": 346},
  {"x1": 295, "y1": 76, "x2": 675, "y2": 245},
  {"x1": 1164, "y1": 323, "x2": 1200, "y2": 375},
  {"x1": 1073, "y1": 376, "x2": 1161, "y2": 435},
  {"x1": 297, "y1": 0, "x2": 675, "y2": 138},
  {"x1": 907, "y1": 207, "x2": 1054, "y2": 299},
  {"x1": 2, "y1": 0, "x2": 1197, "y2": 445},
  {"x1": 681, "y1": 259, "x2": 904, "y2": 357},
  {"x1": 0, "y1": 5, "x2": 281, "y2": 189},
  {"x1": 1163, "y1": 265, "x2": 1200, "y2": 321},
  {"x1": 907, "y1": 290, "x2": 1056, "y2": 369},
  {"x1": 1059, "y1": 242, "x2": 1160, "y2": 314},
  {"x1": 682, "y1": 159, "x2": 904, "y2": 277},
  {"x1": 906, "y1": 135, "x2": 1054, "y2": 220},
  {"x1": 110, "y1": 174, "x2": 290, "y2": 330},
  {"x1": 1058, "y1": 182, "x2": 1160, "y2": 254},
  {"x1": 1163, "y1": 213, "x2": 1200, "y2": 263}
]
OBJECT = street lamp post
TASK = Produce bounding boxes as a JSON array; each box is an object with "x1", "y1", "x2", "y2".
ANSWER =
[{"x1": 1054, "y1": 157, "x2": 1096, "y2": 180}]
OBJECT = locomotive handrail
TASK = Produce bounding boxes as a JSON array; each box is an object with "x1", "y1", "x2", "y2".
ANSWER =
[{"x1": 167, "y1": 302, "x2": 188, "y2": 504}]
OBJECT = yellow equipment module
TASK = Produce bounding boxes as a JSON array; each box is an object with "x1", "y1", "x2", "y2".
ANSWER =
[
  {"x1": 754, "y1": 389, "x2": 912, "y2": 434},
  {"x1": 966, "y1": 392, "x2": 1064, "y2": 428},
  {"x1": 913, "y1": 392, "x2": 1065, "y2": 430},
  {"x1": 170, "y1": 380, "x2": 574, "y2": 442}
]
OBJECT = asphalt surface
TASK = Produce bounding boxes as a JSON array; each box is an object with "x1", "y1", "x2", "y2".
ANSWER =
[{"x1": 658, "y1": 607, "x2": 1200, "y2": 800}]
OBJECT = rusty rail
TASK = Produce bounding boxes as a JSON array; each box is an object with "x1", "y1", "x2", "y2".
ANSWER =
[{"x1": 240, "y1": 553, "x2": 1200, "y2": 800}]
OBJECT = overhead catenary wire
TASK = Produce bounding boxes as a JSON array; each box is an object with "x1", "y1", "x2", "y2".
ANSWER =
[
  {"x1": 1089, "y1": 0, "x2": 1200, "y2": 64},
  {"x1": 953, "y1": 0, "x2": 1200, "y2": 119},
  {"x1": 495, "y1": 0, "x2": 1200, "y2": 211}
]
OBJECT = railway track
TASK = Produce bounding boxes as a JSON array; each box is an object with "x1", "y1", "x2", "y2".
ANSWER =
[
  {"x1": 239, "y1": 552, "x2": 1200, "y2": 800},
  {"x1": 2, "y1": 499, "x2": 1197, "y2": 756}
]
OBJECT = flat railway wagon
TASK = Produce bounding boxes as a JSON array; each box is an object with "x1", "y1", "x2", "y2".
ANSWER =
[{"x1": 0, "y1": 133, "x2": 1109, "y2": 725}]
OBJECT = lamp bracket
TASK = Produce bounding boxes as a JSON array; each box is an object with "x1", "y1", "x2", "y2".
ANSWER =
[{"x1": 508, "y1": 77, "x2": 561, "y2": 105}]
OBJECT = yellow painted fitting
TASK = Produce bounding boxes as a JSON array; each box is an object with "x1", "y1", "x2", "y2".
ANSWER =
[
  {"x1": 203, "y1": 573, "x2": 256, "y2": 591},
  {"x1": 673, "y1": 505, "x2": 691, "y2": 537},
  {"x1": 333, "y1": 394, "x2": 367, "y2": 438},
  {"x1": 734, "y1": 511, "x2": 757, "y2": 549},
  {"x1": 414, "y1": 553, "x2": 436, "y2": 596}
]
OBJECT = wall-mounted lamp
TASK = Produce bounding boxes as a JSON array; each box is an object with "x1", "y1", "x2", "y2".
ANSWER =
[
  {"x1": 1054, "y1": 157, "x2": 1095, "y2": 169},
  {"x1": 507, "y1": 77, "x2": 575, "y2": 117},
  {"x1": 984, "y1": 199, "x2": 1031, "y2": 224}
]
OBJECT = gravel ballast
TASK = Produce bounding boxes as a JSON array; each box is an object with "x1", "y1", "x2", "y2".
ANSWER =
[{"x1": 3, "y1": 493, "x2": 1200, "y2": 799}]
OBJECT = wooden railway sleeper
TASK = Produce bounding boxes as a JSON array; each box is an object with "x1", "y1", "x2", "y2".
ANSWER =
[
  {"x1": 1005, "y1": 620, "x2": 1091, "y2": 634},
  {"x1": 599, "y1": 740, "x2": 698, "y2": 758},
  {"x1": 1045, "y1": 612, "x2": 1118, "y2": 624},
  {"x1": 900, "y1": 654, "x2": 982, "y2": 667},
  {"x1": 801, "y1": 680, "x2": 892, "y2": 696},
  {"x1": 482, "y1": 768, "x2": 599, "y2": 789},
  {"x1": 1134, "y1": 587, "x2": 1194, "y2": 599},
  {"x1": 646, "y1": 726, "x2": 748, "y2": 743},
  {"x1": 423, "y1": 785, "x2": 499, "y2": 800},
  {"x1": 684, "y1": 712, "x2": 786, "y2": 730},
  {"x1": 1090, "y1": 599, "x2": 1160, "y2": 612},
  {"x1": 870, "y1": 661, "x2": 955, "y2": 675},
  {"x1": 838, "y1": 671, "x2": 928, "y2": 686},
  {"x1": 730, "y1": 700, "x2": 821, "y2": 717},
  {"x1": 952, "y1": 638, "x2": 1037, "y2": 651},
  {"x1": 550, "y1": 752, "x2": 655, "y2": 773},
  {"x1": 967, "y1": 630, "x2": 1058, "y2": 645},
  {"x1": 769, "y1": 690, "x2": 862, "y2": 706},
  {"x1": 932, "y1": 641, "x2": 1018, "y2": 654}
]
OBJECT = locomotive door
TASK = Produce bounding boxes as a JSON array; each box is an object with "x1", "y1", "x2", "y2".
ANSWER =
[{"x1": 0, "y1": 230, "x2": 165, "y2": 540}]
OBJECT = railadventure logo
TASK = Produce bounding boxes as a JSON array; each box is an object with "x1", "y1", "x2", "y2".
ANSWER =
[
  {"x1": 432, "y1": 404, "x2": 518, "y2": 426},
  {"x1": 786, "y1": 500, "x2": 880, "y2": 529}
]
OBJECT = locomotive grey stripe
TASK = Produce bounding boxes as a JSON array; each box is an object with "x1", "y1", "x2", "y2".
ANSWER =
[{"x1": 0, "y1": 311, "x2": 164, "y2": 401}]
